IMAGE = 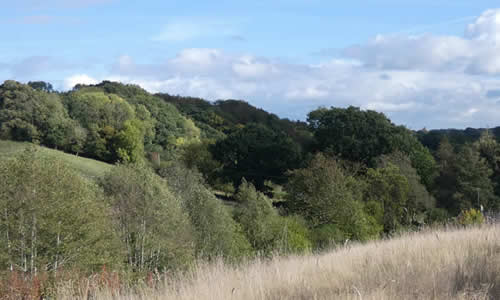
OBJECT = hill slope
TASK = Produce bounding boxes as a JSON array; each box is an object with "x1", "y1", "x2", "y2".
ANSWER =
[{"x1": 0, "y1": 140, "x2": 113, "y2": 179}]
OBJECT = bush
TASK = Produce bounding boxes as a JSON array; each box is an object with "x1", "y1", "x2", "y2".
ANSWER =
[
  {"x1": 272, "y1": 216, "x2": 312, "y2": 254},
  {"x1": 310, "y1": 224, "x2": 347, "y2": 250},
  {"x1": 457, "y1": 208, "x2": 485, "y2": 226}
]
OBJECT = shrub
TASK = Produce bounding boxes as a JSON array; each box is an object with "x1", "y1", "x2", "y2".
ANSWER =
[
  {"x1": 272, "y1": 216, "x2": 312, "y2": 254},
  {"x1": 457, "y1": 208, "x2": 485, "y2": 226}
]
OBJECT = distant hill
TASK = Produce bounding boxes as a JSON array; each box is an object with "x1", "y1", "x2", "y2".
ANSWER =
[{"x1": 156, "y1": 94, "x2": 314, "y2": 148}]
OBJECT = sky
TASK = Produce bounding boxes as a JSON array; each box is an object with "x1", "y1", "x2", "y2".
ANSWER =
[{"x1": 3, "y1": 1, "x2": 500, "y2": 129}]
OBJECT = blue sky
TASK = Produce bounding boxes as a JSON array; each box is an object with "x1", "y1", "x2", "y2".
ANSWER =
[{"x1": 3, "y1": 0, "x2": 500, "y2": 129}]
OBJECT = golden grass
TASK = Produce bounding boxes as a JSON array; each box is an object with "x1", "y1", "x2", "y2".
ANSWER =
[{"x1": 56, "y1": 224, "x2": 500, "y2": 300}]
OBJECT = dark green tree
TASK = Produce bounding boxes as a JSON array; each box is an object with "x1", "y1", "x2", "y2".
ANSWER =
[
  {"x1": 212, "y1": 123, "x2": 302, "y2": 189},
  {"x1": 453, "y1": 145, "x2": 498, "y2": 212},
  {"x1": 434, "y1": 139, "x2": 498, "y2": 214},
  {"x1": 377, "y1": 152, "x2": 435, "y2": 224},
  {"x1": 308, "y1": 106, "x2": 394, "y2": 163},
  {"x1": 27, "y1": 81, "x2": 54, "y2": 93},
  {"x1": 364, "y1": 163, "x2": 410, "y2": 232},
  {"x1": 307, "y1": 106, "x2": 436, "y2": 188}
]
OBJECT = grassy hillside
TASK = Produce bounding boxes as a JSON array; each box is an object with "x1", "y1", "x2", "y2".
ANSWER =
[
  {"x1": 0, "y1": 140, "x2": 113, "y2": 179},
  {"x1": 56, "y1": 224, "x2": 500, "y2": 299}
]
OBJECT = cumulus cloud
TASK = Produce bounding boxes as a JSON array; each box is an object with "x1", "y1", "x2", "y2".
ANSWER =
[
  {"x1": 344, "y1": 9, "x2": 500, "y2": 75},
  {"x1": 465, "y1": 9, "x2": 500, "y2": 42},
  {"x1": 63, "y1": 74, "x2": 98, "y2": 90}
]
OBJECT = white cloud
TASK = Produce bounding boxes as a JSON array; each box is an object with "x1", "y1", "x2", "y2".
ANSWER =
[
  {"x1": 344, "y1": 9, "x2": 500, "y2": 75},
  {"x1": 465, "y1": 9, "x2": 500, "y2": 42},
  {"x1": 98, "y1": 48, "x2": 500, "y2": 129},
  {"x1": 232, "y1": 56, "x2": 279, "y2": 79},
  {"x1": 172, "y1": 48, "x2": 223, "y2": 68},
  {"x1": 63, "y1": 74, "x2": 98, "y2": 90}
]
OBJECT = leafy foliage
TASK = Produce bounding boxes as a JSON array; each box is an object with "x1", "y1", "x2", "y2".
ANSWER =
[
  {"x1": 286, "y1": 154, "x2": 381, "y2": 244},
  {"x1": 434, "y1": 139, "x2": 499, "y2": 214},
  {"x1": 158, "y1": 163, "x2": 252, "y2": 261},
  {"x1": 376, "y1": 152, "x2": 435, "y2": 225},
  {"x1": 308, "y1": 106, "x2": 436, "y2": 188},
  {"x1": 364, "y1": 163, "x2": 410, "y2": 233},
  {"x1": 234, "y1": 180, "x2": 311, "y2": 254},
  {"x1": 0, "y1": 148, "x2": 121, "y2": 273},
  {"x1": 100, "y1": 163, "x2": 195, "y2": 271},
  {"x1": 212, "y1": 123, "x2": 302, "y2": 189},
  {"x1": 0, "y1": 81, "x2": 75, "y2": 147},
  {"x1": 457, "y1": 208, "x2": 485, "y2": 226}
]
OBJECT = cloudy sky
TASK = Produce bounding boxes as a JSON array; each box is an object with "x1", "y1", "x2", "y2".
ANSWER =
[{"x1": 3, "y1": 0, "x2": 500, "y2": 129}]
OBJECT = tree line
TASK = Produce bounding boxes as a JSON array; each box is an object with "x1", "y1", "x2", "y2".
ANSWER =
[{"x1": 0, "y1": 80, "x2": 499, "y2": 283}]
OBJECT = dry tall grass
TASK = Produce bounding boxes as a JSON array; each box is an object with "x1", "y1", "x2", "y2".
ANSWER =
[{"x1": 57, "y1": 224, "x2": 500, "y2": 300}]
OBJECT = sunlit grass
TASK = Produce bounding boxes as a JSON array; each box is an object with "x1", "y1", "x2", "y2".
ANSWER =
[
  {"x1": 56, "y1": 224, "x2": 500, "y2": 299},
  {"x1": 0, "y1": 140, "x2": 112, "y2": 179}
]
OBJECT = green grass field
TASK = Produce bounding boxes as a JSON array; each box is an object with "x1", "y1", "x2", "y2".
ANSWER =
[{"x1": 0, "y1": 140, "x2": 113, "y2": 179}]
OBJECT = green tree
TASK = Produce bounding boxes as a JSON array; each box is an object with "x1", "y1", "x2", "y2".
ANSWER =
[
  {"x1": 377, "y1": 152, "x2": 435, "y2": 225},
  {"x1": 180, "y1": 140, "x2": 222, "y2": 185},
  {"x1": 433, "y1": 138, "x2": 459, "y2": 212},
  {"x1": 474, "y1": 131, "x2": 500, "y2": 207},
  {"x1": 0, "y1": 81, "x2": 72, "y2": 146},
  {"x1": 100, "y1": 163, "x2": 195, "y2": 272},
  {"x1": 158, "y1": 163, "x2": 252, "y2": 261},
  {"x1": 64, "y1": 91, "x2": 146, "y2": 162},
  {"x1": 308, "y1": 106, "x2": 394, "y2": 163},
  {"x1": 0, "y1": 148, "x2": 122, "y2": 274},
  {"x1": 453, "y1": 145, "x2": 498, "y2": 212},
  {"x1": 212, "y1": 123, "x2": 302, "y2": 189},
  {"x1": 233, "y1": 179, "x2": 278, "y2": 253},
  {"x1": 364, "y1": 164, "x2": 410, "y2": 232},
  {"x1": 233, "y1": 180, "x2": 312, "y2": 254},
  {"x1": 80, "y1": 81, "x2": 201, "y2": 150},
  {"x1": 434, "y1": 139, "x2": 498, "y2": 214},
  {"x1": 27, "y1": 81, "x2": 53, "y2": 93},
  {"x1": 307, "y1": 106, "x2": 436, "y2": 188},
  {"x1": 286, "y1": 154, "x2": 381, "y2": 244}
]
